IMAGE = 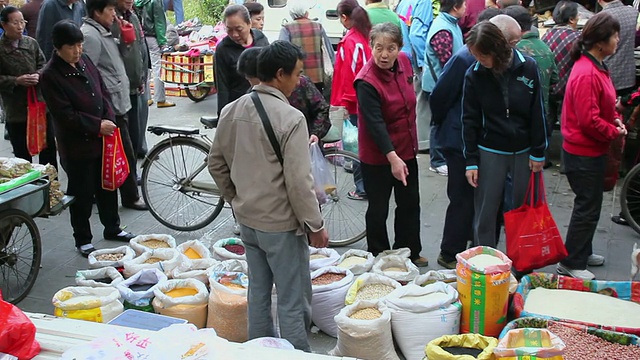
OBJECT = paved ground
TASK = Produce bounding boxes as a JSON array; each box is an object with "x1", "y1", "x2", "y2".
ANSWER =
[{"x1": 8, "y1": 93, "x2": 640, "y2": 355}]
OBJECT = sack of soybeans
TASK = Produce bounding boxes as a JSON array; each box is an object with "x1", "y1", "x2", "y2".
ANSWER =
[
  {"x1": 75, "y1": 267, "x2": 124, "y2": 287},
  {"x1": 372, "y1": 255, "x2": 420, "y2": 284},
  {"x1": 88, "y1": 246, "x2": 135, "y2": 268},
  {"x1": 494, "y1": 328, "x2": 565, "y2": 360},
  {"x1": 207, "y1": 272, "x2": 249, "y2": 342},
  {"x1": 116, "y1": 268, "x2": 167, "y2": 311},
  {"x1": 123, "y1": 248, "x2": 186, "y2": 278},
  {"x1": 177, "y1": 240, "x2": 212, "y2": 269},
  {"x1": 335, "y1": 249, "x2": 374, "y2": 275},
  {"x1": 329, "y1": 300, "x2": 400, "y2": 360},
  {"x1": 309, "y1": 247, "x2": 340, "y2": 271},
  {"x1": 211, "y1": 238, "x2": 246, "y2": 261},
  {"x1": 152, "y1": 279, "x2": 209, "y2": 328},
  {"x1": 386, "y1": 282, "x2": 462, "y2": 360},
  {"x1": 425, "y1": 334, "x2": 499, "y2": 360},
  {"x1": 130, "y1": 234, "x2": 177, "y2": 255},
  {"x1": 53, "y1": 286, "x2": 123, "y2": 323},
  {"x1": 413, "y1": 269, "x2": 458, "y2": 289},
  {"x1": 345, "y1": 273, "x2": 402, "y2": 305},
  {"x1": 311, "y1": 266, "x2": 355, "y2": 337},
  {"x1": 456, "y1": 246, "x2": 512, "y2": 337}
]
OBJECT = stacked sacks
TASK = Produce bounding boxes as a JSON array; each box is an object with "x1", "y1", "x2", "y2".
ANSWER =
[
  {"x1": 52, "y1": 286, "x2": 123, "y2": 323},
  {"x1": 207, "y1": 272, "x2": 249, "y2": 342},
  {"x1": 116, "y1": 268, "x2": 168, "y2": 312},
  {"x1": 75, "y1": 267, "x2": 124, "y2": 288},
  {"x1": 152, "y1": 278, "x2": 209, "y2": 328},
  {"x1": 310, "y1": 266, "x2": 355, "y2": 337}
]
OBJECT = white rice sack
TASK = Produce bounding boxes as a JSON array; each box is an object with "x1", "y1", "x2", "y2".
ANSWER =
[
  {"x1": 170, "y1": 258, "x2": 219, "y2": 284},
  {"x1": 344, "y1": 273, "x2": 402, "y2": 305},
  {"x1": 309, "y1": 247, "x2": 340, "y2": 271},
  {"x1": 123, "y1": 248, "x2": 186, "y2": 278},
  {"x1": 116, "y1": 268, "x2": 167, "y2": 305},
  {"x1": 130, "y1": 234, "x2": 177, "y2": 255},
  {"x1": 152, "y1": 279, "x2": 209, "y2": 307},
  {"x1": 177, "y1": 240, "x2": 213, "y2": 269},
  {"x1": 335, "y1": 249, "x2": 374, "y2": 275},
  {"x1": 413, "y1": 269, "x2": 458, "y2": 289},
  {"x1": 372, "y1": 255, "x2": 420, "y2": 283},
  {"x1": 88, "y1": 246, "x2": 135, "y2": 268},
  {"x1": 208, "y1": 259, "x2": 248, "y2": 274},
  {"x1": 374, "y1": 248, "x2": 411, "y2": 261},
  {"x1": 310, "y1": 267, "x2": 355, "y2": 337},
  {"x1": 75, "y1": 267, "x2": 124, "y2": 288},
  {"x1": 211, "y1": 238, "x2": 246, "y2": 261},
  {"x1": 52, "y1": 286, "x2": 123, "y2": 323}
]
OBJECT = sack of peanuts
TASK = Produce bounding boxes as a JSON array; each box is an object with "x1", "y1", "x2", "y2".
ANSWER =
[
  {"x1": 494, "y1": 328, "x2": 565, "y2": 360},
  {"x1": 309, "y1": 247, "x2": 340, "y2": 271},
  {"x1": 374, "y1": 248, "x2": 411, "y2": 261},
  {"x1": 207, "y1": 272, "x2": 249, "y2": 342},
  {"x1": 413, "y1": 269, "x2": 458, "y2": 289},
  {"x1": 386, "y1": 282, "x2": 462, "y2": 360},
  {"x1": 310, "y1": 266, "x2": 355, "y2": 337},
  {"x1": 123, "y1": 248, "x2": 186, "y2": 278},
  {"x1": 211, "y1": 238, "x2": 246, "y2": 261},
  {"x1": 425, "y1": 334, "x2": 498, "y2": 360},
  {"x1": 75, "y1": 267, "x2": 124, "y2": 288},
  {"x1": 176, "y1": 240, "x2": 213, "y2": 269},
  {"x1": 130, "y1": 234, "x2": 177, "y2": 255},
  {"x1": 329, "y1": 300, "x2": 400, "y2": 360},
  {"x1": 170, "y1": 258, "x2": 220, "y2": 284},
  {"x1": 545, "y1": 321, "x2": 640, "y2": 360},
  {"x1": 152, "y1": 279, "x2": 209, "y2": 328},
  {"x1": 88, "y1": 246, "x2": 135, "y2": 268},
  {"x1": 335, "y1": 249, "x2": 374, "y2": 275},
  {"x1": 116, "y1": 268, "x2": 167, "y2": 309},
  {"x1": 345, "y1": 273, "x2": 402, "y2": 305},
  {"x1": 372, "y1": 255, "x2": 420, "y2": 284}
]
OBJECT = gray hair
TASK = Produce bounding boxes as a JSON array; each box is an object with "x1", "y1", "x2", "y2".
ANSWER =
[
  {"x1": 369, "y1": 22, "x2": 403, "y2": 48},
  {"x1": 288, "y1": 0, "x2": 310, "y2": 20},
  {"x1": 223, "y1": 4, "x2": 251, "y2": 24},
  {"x1": 489, "y1": 14, "x2": 521, "y2": 44}
]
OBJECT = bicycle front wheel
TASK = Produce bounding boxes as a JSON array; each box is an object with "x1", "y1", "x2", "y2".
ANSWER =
[
  {"x1": 141, "y1": 137, "x2": 224, "y2": 231},
  {"x1": 621, "y1": 162, "x2": 640, "y2": 235},
  {"x1": 322, "y1": 148, "x2": 367, "y2": 247}
]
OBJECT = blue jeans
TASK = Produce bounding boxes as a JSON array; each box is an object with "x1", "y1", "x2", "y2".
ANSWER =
[
  {"x1": 429, "y1": 123, "x2": 446, "y2": 168},
  {"x1": 348, "y1": 114, "x2": 365, "y2": 195},
  {"x1": 164, "y1": 0, "x2": 184, "y2": 24}
]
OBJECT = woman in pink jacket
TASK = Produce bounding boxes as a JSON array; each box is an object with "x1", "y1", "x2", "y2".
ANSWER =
[{"x1": 331, "y1": 0, "x2": 372, "y2": 200}]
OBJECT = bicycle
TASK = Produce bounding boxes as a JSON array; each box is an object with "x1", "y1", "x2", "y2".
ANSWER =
[
  {"x1": 141, "y1": 117, "x2": 366, "y2": 246},
  {"x1": 620, "y1": 162, "x2": 640, "y2": 235}
]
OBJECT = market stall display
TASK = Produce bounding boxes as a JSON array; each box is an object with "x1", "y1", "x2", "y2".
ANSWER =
[
  {"x1": 425, "y1": 334, "x2": 498, "y2": 360},
  {"x1": 160, "y1": 51, "x2": 215, "y2": 102},
  {"x1": 52, "y1": 286, "x2": 123, "y2": 323},
  {"x1": 123, "y1": 249, "x2": 184, "y2": 277},
  {"x1": 87, "y1": 246, "x2": 135, "y2": 269},
  {"x1": 129, "y1": 234, "x2": 177, "y2": 255},
  {"x1": 152, "y1": 279, "x2": 209, "y2": 328},
  {"x1": 75, "y1": 267, "x2": 124, "y2": 288},
  {"x1": 494, "y1": 328, "x2": 565, "y2": 360},
  {"x1": 116, "y1": 268, "x2": 168, "y2": 312},
  {"x1": 345, "y1": 273, "x2": 402, "y2": 305},
  {"x1": 176, "y1": 240, "x2": 212, "y2": 268},
  {"x1": 310, "y1": 267, "x2": 355, "y2": 338}
]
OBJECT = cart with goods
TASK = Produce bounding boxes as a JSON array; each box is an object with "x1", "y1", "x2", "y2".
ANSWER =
[
  {"x1": 0, "y1": 159, "x2": 73, "y2": 304},
  {"x1": 160, "y1": 51, "x2": 215, "y2": 102}
]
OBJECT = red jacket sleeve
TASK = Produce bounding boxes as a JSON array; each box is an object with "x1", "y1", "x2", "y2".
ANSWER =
[{"x1": 572, "y1": 74, "x2": 619, "y2": 143}]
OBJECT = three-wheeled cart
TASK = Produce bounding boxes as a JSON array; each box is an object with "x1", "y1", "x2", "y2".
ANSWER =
[{"x1": 160, "y1": 52, "x2": 215, "y2": 102}]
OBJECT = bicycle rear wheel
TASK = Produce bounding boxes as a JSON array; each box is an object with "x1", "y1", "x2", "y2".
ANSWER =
[
  {"x1": 0, "y1": 209, "x2": 41, "y2": 304},
  {"x1": 141, "y1": 137, "x2": 224, "y2": 231},
  {"x1": 322, "y1": 148, "x2": 367, "y2": 247},
  {"x1": 621, "y1": 163, "x2": 640, "y2": 235}
]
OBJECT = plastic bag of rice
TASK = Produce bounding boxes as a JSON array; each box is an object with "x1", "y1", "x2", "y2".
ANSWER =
[
  {"x1": 130, "y1": 234, "x2": 177, "y2": 255},
  {"x1": 335, "y1": 249, "x2": 374, "y2": 275}
]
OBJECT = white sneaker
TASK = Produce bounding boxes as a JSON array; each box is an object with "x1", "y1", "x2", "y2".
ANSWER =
[
  {"x1": 429, "y1": 165, "x2": 448, "y2": 176},
  {"x1": 587, "y1": 254, "x2": 605, "y2": 266},
  {"x1": 557, "y1": 263, "x2": 595, "y2": 280},
  {"x1": 233, "y1": 223, "x2": 241, "y2": 235}
]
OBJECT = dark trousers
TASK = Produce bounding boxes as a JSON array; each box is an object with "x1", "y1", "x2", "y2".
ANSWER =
[
  {"x1": 361, "y1": 158, "x2": 422, "y2": 260},
  {"x1": 561, "y1": 149, "x2": 607, "y2": 270},
  {"x1": 115, "y1": 114, "x2": 140, "y2": 204},
  {"x1": 348, "y1": 114, "x2": 365, "y2": 194},
  {"x1": 440, "y1": 150, "x2": 474, "y2": 261},
  {"x1": 61, "y1": 156, "x2": 121, "y2": 247},
  {"x1": 126, "y1": 94, "x2": 142, "y2": 157},
  {"x1": 6, "y1": 114, "x2": 58, "y2": 170}
]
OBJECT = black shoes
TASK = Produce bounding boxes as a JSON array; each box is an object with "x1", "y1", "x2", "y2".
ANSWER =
[
  {"x1": 77, "y1": 245, "x2": 96, "y2": 257},
  {"x1": 123, "y1": 198, "x2": 148, "y2": 211},
  {"x1": 104, "y1": 232, "x2": 136, "y2": 242}
]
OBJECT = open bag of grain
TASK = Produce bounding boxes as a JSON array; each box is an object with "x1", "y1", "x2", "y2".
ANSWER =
[
  {"x1": 345, "y1": 272, "x2": 402, "y2": 305},
  {"x1": 176, "y1": 240, "x2": 213, "y2": 269},
  {"x1": 207, "y1": 271, "x2": 249, "y2": 342},
  {"x1": 116, "y1": 268, "x2": 168, "y2": 311},
  {"x1": 374, "y1": 248, "x2": 411, "y2": 261},
  {"x1": 310, "y1": 266, "x2": 355, "y2": 337},
  {"x1": 209, "y1": 259, "x2": 249, "y2": 273},
  {"x1": 170, "y1": 258, "x2": 219, "y2": 284},
  {"x1": 494, "y1": 328, "x2": 565, "y2": 360},
  {"x1": 425, "y1": 334, "x2": 498, "y2": 360},
  {"x1": 87, "y1": 246, "x2": 135, "y2": 268},
  {"x1": 75, "y1": 267, "x2": 124, "y2": 287},
  {"x1": 413, "y1": 269, "x2": 458, "y2": 289},
  {"x1": 335, "y1": 249, "x2": 374, "y2": 275},
  {"x1": 152, "y1": 279, "x2": 209, "y2": 328},
  {"x1": 329, "y1": 300, "x2": 400, "y2": 360},
  {"x1": 130, "y1": 234, "x2": 177, "y2": 255},
  {"x1": 123, "y1": 248, "x2": 185, "y2": 277},
  {"x1": 309, "y1": 246, "x2": 340, "y2": 271},
  {"x1": 456, "y1": 246, "x2": 512, "y2": 337},
  {"x1": 52, "y1": 286, "x2": 123, "y2": 323},
  {"x1": 211, "y1": 238, "x2": 246, "y2": 261},
  {"x1": 386, "y1": 282, "x2": 462, "y2": 360},
  {"x1": 372, "y1": 254, "x2": 420, "y2": 284}
]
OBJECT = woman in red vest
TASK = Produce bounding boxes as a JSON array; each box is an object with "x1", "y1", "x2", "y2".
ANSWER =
[{"x1": 354, "y1": 23, "x2": 427, "y2": 267}]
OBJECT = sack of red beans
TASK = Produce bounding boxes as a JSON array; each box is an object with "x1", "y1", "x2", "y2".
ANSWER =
[{"x1": 211, "y1": 238, "x2": 246, "y2": 261}]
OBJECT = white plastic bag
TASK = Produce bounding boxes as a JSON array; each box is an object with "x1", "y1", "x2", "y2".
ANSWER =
[
  {"x1": 211, "y1": 238, "x2": 246, "y2": 261},
  {"x1": 209, "y1": 259, "x2": 248, "y2": 273},
  {"x1": 52, "y1": 286, "x2": 123, "y2": 323},
  {"x1": 309, "y1": 247, "x2": 340, "y2": 271},
  {"x1": 335, "y1": 249, "x2": 374, "y2": 275},
  {"x1": 87, "y1": 246, "x2": 135, "y2": 268},
  {"x1": 372, "y1": 255, "x2": 420, "y2": 284},
  {"x1": 329, "y1": 300, "x2": 400, "y2": 360},
  {"x1": 385, "y1": 282, "x2": 462, "y2": 360},
  {"x1": 152, "y1": 279, "x2": 210, "y2": 328},
  {"x1": 310, "y1": 142, "x2": 336, "y2": 205},
  {"x1": 310, "y1": 267, "x2": 354, "y2": 338},
  {"x1": 116, "y1": 268, "x2": 168, "y2": 305},
  {"x1": 129, "y1": 234, "x2": 177, "y2": 255},
  {"x1": 75, "y1": 267, "x2": 124, "y2": 287},
  {"x1": 413, "y1": 269, "x2": 458, "y2": 289},
  {"x1": 123, "y1": 248, "x2": 185, "y2": 278},
  {"x1": 176, "y1": 240, "x2": 213, "y2": 269},
  {"x1": 374, "y1": 248, "x2": 411, "y2": 261},
  {"x1": 170, "y1": 258, "x2": 219, "y2": 284},
  {"x1": 244, "y1": 337, "x2": 294, "y2": 350},
  {"x1": 345, "y1": 272, "x2": 402, "y2": 305}
]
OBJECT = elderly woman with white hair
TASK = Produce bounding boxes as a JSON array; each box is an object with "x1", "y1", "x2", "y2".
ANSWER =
[{"x1": 279, "y1": 0, "x2": 334, "y2": 92}]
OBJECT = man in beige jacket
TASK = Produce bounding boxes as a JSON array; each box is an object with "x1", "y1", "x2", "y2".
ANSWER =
[{"x1": 208, "y1": 41, "x2": 328, "y2": 352}]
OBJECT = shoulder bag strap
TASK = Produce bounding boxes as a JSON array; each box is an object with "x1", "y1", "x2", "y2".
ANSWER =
[
  {"x1": 250, "y1": 91, "x2": 284, "y2": 165},
  {"x1": 425, "y1": 50, "x2": 439, "y2": 83}
]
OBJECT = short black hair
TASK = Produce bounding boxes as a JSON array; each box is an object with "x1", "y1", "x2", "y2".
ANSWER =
[
  {"x1": 552, "y1": 0, "x2": 578, "y2": 26},
  {"x1": 237, "y1": 47, "x2": 261, "y2": 78},
  {"x1": 86, "y1": 0, "x2": 117, "y2": 19},
  {"x1": 477, "y1": 7, "x2": 502, "y2": 22},
  {"x1": 244, "y1": 2, "x2": 264, "y2": 16},
  {"x1": 0, "y1": 6, "x2": 20, "y2": 24},
  {"x1": 440, "y1": 0, "x2": 466, "y2": 14},
  {"x1": 257, "y1": 41, "x2": 304, "y2": 82},
  {"x1": 224, "y1": 4, "x2": 251, "y2": 24},
  {"x1": 52, "y1": 20, "x2": 84, "y2": 49},
  {"x1": 503, "y1": 5, "x2": 532, "y2": 31}
]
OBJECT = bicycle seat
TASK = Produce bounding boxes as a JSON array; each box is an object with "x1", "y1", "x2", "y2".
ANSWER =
[
  {"x1": 200, "y1": 116, "x2": 218, "y2": 129},
  {"x1": 147, "y1": 125, "x2": 200, "y2": 136}
]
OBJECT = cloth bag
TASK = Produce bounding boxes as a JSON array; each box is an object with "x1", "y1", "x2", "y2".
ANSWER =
[
  {"x1": 101, "y1": 128, "x2": 130, "y2": 191},
  {"x1": 26, "y1": 86, "x2": 47, "y2": 156},
  {"x1": 504, "y1": 172, "x2": 568, "y2": 272}
]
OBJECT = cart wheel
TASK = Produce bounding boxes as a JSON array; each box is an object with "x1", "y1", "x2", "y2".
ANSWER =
[
  {"x1": 0, "y1": 209, "x2": 41, "y2": 304},
  {"x1": 186, "y1": 86, "x2": 211, "y2": 102}
]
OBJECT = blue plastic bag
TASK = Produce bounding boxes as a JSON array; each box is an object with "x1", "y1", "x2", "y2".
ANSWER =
[{"x1": 343, "y1": 120, "x2": 358, "y2": 154}]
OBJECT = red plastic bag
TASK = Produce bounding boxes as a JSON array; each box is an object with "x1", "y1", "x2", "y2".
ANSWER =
[
  {"x1": 0, "y1": 294, "x2": 40, "y2": 359},
  {"x1": 26, "y1": 87, "x2": 47, "y2": 156},
  {"x1": 504, "y1": 172, "x2": 568, "y2": 272},
  {"x1": 101, "y1": 128, "x2": 130, "y2": 191}
]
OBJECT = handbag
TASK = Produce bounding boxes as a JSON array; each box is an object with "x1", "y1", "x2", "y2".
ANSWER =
[
  {"x1": 26, "y1": 87, "x2": 47, "y2": 156},
  {"x1": 250, "y1": 91, "x2": 283, "y2": 165},
  {"x1": 504, "y1": 172, "x2": 568, "y2": 272},
  {"x1": 101, "y1": 128, "x2": 130, "y2": 191}
]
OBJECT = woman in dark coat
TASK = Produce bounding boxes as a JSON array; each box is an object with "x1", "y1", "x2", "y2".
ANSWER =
[{"x1": 40, "y1": 20, "x2": 135, "y2": 257}]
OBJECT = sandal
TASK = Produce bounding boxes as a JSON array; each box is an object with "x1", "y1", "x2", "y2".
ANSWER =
[
  {"x1": 347, "y1": 191, "x2": 367, "y2": 200},
  {"x1": 611, "y1": 215, "x2": 630, "y2": 226}
]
